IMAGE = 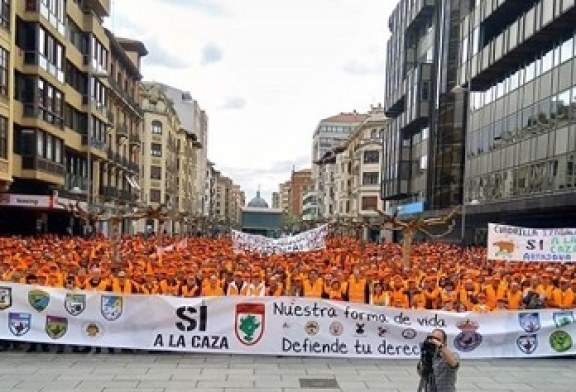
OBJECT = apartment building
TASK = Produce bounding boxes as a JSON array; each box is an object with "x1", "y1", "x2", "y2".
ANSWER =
[
  {"x1": 271, "y1": 191, "x2": 279, "y2": 209},
  {"x1": 0, "y1": 0, "x2": 148, "y2": 235},
  {"x1": 290, "y1": 168, "x2": 312, "y2": 218},
  {"x1": 459, "y1": 0, "x2": 576, "y2": 241},
  {"x1": 139, "y1": 82, "x2": 189, "y2": 234},
  {"x1": 311, "y1": 112, "x2": 367, "y2": 219},
  {"x1": 278, "y1": 180, "x2": 290, "y2": 215},
  {"x1": 157, "y1": 83, "x2": 208, "y2": 216}
]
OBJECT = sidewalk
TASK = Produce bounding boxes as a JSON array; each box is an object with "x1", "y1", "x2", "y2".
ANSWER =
[{"x1": 0, "y1": 350, "x2": 575, "y2": 392}]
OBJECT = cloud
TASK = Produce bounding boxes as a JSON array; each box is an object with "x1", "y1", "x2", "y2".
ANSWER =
[
  {"x1": 143, "y1": 38, "x2": 190, "y2": 68},
  {"x1": 200, "y1": 43, "x2": 224, "y2": 65},
  {"x1": 342, "y1": 59, "x2": 384, "y2": 76},
  {"x1": 219, "y1": 96, "x2": 247, "y2": 110},
  {"x1": 158, "y1": 0, "x2": 228, "y2": 16}
]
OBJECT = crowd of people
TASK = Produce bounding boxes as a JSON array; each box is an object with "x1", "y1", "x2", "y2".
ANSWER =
[{"x1": 0, "y1": 234, "x2": 575, "y2": 311}]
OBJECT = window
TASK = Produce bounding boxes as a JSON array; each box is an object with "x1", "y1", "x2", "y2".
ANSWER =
[
  {"x1": 0, "y1": 0, "x2": 8, "y2": 29},
  {"x1": 151, "y1": 143, "x2": 162, "y2": 157},
  {"x1": 363, "y1": 150, "x2": 380, "y2": 164},
  {"x1": 362, "y1": 172, "x2": 379, "y2": 185},
  {"x1": 420, "y1": 154, "x2": 428, "y2": 170},
  {"x1": 37, "y1": 131, "x2": 44, "y2": 156},
  {"x1": 151, "y1": 120, "x2": 163, "y2": 134},
  {"x1": 361, "y1": 196, "x2": 378, "y2": 211},
  {"x1": 0, "y1": 46, "x2": 7, "y2": 96},
  {"x1": 0, "y1": 116, "x2": 6, "y2": 159},
  {"x1": 150, "y1": 165, "x2": 162, "y2": 180},
  {"x1": 150, "y1": 189, "x2": 161, "y2": 203}
]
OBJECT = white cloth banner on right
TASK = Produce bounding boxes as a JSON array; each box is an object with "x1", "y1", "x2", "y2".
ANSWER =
[
  {"x1": 487, "y1": 223, "x2": 576, "y2": 262},
  {"x1": 231, "y1": 225, "x2": 328, "y2": 254}
]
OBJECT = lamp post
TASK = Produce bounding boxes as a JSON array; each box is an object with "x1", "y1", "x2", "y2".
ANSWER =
[{"x1": 461, "y1": 199, "x2": 480, "y2": 245}]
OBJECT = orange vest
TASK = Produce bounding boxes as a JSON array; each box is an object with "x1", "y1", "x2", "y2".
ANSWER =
[
  {"x1": 227, "y1": 281, "x2": 250, "y2": 296},
  {"x1": 371, "y1": 292, "x2": 388, "y2": 306},
  {"x1": 181, "y1": 285, "x2": 201, "y2": 297},
  {"x1": 507, "y1": 291, "x2": 523, "y2": 310},
  {"x1": 84, "y1": 278, "x2": 110, "y2": 292},
  {"x1": 303, "y1": 279, "x2": 324, "y2": 298},
  {"x1": 328, "y1": 289, "x2": 344, "y2": 300},
  {"x1": 203, "y1": 285, "x2": 224, "y2": 296},
  {"x1": 348, "y1": 278, "x2": 367, "y2": 303},
  {"x1": 112, "y1": 279, "x2": 134, "y2": 294},
  {"x1": 390, "y1": 289, "x2": 408, "y2": 308}
]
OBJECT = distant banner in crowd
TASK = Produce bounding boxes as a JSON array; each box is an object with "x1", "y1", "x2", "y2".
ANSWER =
[
  {"x1": 231, "y1": 225, "x2": 328, "y2": 254},
  {"x1": 488, "y1": 223, "x2": 576, "y2": 262},
  {"x1": 1, "y1": 282, "x2": 575, "y2": 358}
]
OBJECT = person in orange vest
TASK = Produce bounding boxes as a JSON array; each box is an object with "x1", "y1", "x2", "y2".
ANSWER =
[
  {"x1": 507, "y1": 282, "x2": 523, "y2": 310},
  {"x1": 422, "y1": 278, "x2": 441, "y2": 309},
  {"x1": 327, "y1": 279, "x2": 345, "y2": 301},
  {"x1": 483, "y1": 276, "x2": 507, "y2": 310},
  {"x1": 303, "y1": 269, "x2": 324, "y2": 298},
  {"x1": 265, "y1": 276, "x2": 284, "y2": 296},
  {"x1": 203, "y1": 274, "x2": 224, "y2": 296},
  {"x1": 471, "y1": 293, "x2": 491, "y2": 312},
  {"x1": 389, "y1": 276, "x2": 409, "y2": 308},
  {"x1": 83, "y1": 268, "x2": 110, "y2": 291},
  {"x1": 347, "y1": 267, "x2": 368, "y2": 304},
  {"x1": 111, "y1": 271, "x2": 137, "y2": 294},
  {"x1": 370, "y1": 282, "x2": 389, "y2": 306},
  {"x1": 181, "y1": 276, "x2": 201, "y2": 297},
  {"x1": 552, "y1": 278, "x2": 574, "y2": 309},
  {"x1": 227, "y1": 272, "x2": 250, "y2": 296},
  {"x1": 138, "y1": 275, "x2": 160, "y2": 295}
]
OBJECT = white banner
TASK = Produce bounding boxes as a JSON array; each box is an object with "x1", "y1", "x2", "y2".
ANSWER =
[
  {"x1": 231, "y1": 225, "x2": 328, "y2": 254},
  {"x1": 1, "y1": 282, "x2": 575, "y2": 358},
  {"x1": 487, "y1": 223, "x2": 576, "y2": 262}
]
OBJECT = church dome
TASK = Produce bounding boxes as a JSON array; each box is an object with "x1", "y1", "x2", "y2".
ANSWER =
[{"x1": 247, "y1": 191, "x2": 269, "y2": 208}]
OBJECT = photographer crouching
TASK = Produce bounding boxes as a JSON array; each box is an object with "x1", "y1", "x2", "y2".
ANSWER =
[{"x1": 417, "y1": 329, "x2": 459, "y2": 392}]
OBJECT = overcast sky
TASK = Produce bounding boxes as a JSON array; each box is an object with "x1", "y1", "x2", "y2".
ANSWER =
[{"x1": 109, "y1": 0, "x2": 394, "y2": 204}]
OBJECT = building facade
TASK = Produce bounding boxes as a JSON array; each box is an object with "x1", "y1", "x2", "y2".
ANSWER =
[
  {"x1": 271, "y1": 191, "x2": 279, "y2": 209},
  {"x1": 278, "y1": 180, "x2": 291, "y2": 215},
  {"x1": 290, "y1": 168, "x2": 312, "y2": 218},
  {"x1": 0, "y1": 0, "x2": 150, "y2": 235},
  {"x1": 459, "y1": 0, "x2": 576, "y2": 242},
  {"x1": 139, "y1": 82, "x2": 185, "y2": 234},
  {"x1": 311, "y1": 112, "x2": 367, "y2": 218},
  {"x1": 382, "y1": 0, "x2": 468, "y2": 230},
  {"x1": 157, "y1": 83, "x2": 208, "y2": 216}
]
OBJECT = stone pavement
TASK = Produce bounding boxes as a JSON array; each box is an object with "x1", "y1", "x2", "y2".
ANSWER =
[{"x1": 0, "y1": 350, "x2": 575, "y2": 392}]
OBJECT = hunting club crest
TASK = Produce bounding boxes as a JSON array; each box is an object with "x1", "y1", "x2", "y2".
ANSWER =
[
  {"x1": 9, "y1": 312, "x2": 31, "y2": 336},
  {"x1": 235, "y1": 303, "x2": 265, "y2": 346},
  {"x1": 64, "y1": 293, "x2": 86, "y2": 316},
  {"x1": 454, "y1": 319, "x2": 482, "y2": 352},
  {"x1": 45, "y1": 315, "x2": 68, "y2": 339},
  {"x1": 518, "y1": 312, "x2": 541, "y2": 333},
  {"x1": 0, "y1": 287, "x2": 12, "y2": 310},
  {"x1": 28, "y1": 289, "x2": 50, "y2": 312},
  {"x1": 101, "y1": 295, "x2": 123, "y2": 321},
  {"x1": 516, "y1": 334, "x2": 538, "y2": 355},
  {"x1": 553, "y1": 311, "x2": 575, "y2": 328}
]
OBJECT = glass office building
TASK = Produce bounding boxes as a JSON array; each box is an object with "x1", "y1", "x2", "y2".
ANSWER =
[{"x1": 460, "y1": 0, "x2": 576, "y2": 241}]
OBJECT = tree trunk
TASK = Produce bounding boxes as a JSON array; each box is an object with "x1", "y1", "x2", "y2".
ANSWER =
[{"x1": 402, "y1": 229, "x2": 414, "y2": 269}]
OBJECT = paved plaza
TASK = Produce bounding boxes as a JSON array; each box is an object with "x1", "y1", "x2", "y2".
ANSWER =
[{"x1": 0, "y1": 350, "x2": 575, "y2": 392}]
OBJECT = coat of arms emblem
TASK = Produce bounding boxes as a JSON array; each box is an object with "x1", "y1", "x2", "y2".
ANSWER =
[
  {"x1": 454, "y1": 319, "x2": 482, "y2": 352},
  {"x1": 518, "y1": 312, "x2": 541, "y2": 333},
  {"x1": 516, "y1": 334, "x2": 538, "y2": 354},
  {"x1": 9, "y1": 312, "x2": 31, "y2": 336},
  {"x1": 28, "y1": 289, "x2": 50, "y2": 312},
  {"x1": 45, "y1": 315, "x2": 68, "y2": 339},
  {"x1": 553, "y1": 311, "x2": 575, "y2": 328},
  {"x1": 64, "y1": 293, "x2": 86, "y2": 316},
  {"x1": 0, "y1": 287, "x2": 12, "y2": 310},
  {"x1": 235, "y1": 303, "x2": 265, "y2": 346},
  {"x1": 101, "y1": 295, "x2": 123, "y2": 321}
]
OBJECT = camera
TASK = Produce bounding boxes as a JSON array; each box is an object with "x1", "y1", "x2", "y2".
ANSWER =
[{"x1": 419, "y1": 336, "x2": 438, "y2": 376}]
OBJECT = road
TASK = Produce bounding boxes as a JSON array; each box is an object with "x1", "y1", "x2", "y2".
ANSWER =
[{"x1": 0, "y1": 349, "x2": 575, "y2": 391}]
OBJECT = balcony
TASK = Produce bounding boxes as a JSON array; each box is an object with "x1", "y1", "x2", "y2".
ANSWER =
[
  {"x1": 106, "y1": 109, "x2": 114, "y2": 123},
  {"x1": 81, "y1": 135, "x2": 107, "y2": 151},
  {"x1": 116, "y1": 123, "x2": 128, "y2": 140},
  {"x1": 21, "y1": 156, "x2": 65, "y2": 176},
  {"x1": 100, "y1": 186, "x2": 118, "y2": 199},
  {"x1": 128, "y1": 162, "x2": 139, "y2": 173},
  {"x1": 129, "y1": 133, "x2": 141, "y2": 146},
  {"x1": 119, "y1": 189, "x2": 132, "y2": 201},
  {"x1": 65, "y1": 174, "x2": 89, "y2": 191}
]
